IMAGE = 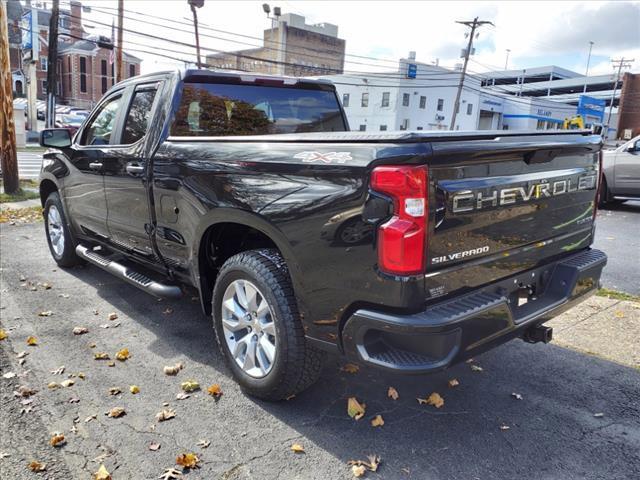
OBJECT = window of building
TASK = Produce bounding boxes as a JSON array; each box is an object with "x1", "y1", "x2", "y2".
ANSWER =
[
  {"x1": 42, "y1": 80, "x2": 47, "y2": 92},
  {"x1": 129, "y1": 64, "x2": 136, "y2": 78},
  {"x1": 467, "y1": 103, "x2": 473, "y2": 115},
  {"x1": 81, "y1": 94, "x2": 122, "y2": 145},
  {"x1": 402, "y1": 93, "x2": 410, "y2": 107},
  {"x1": 342, "y1": 93, "x2": 350, "y2": 107},
  {"x1": 437, "y1": 98, "x2": 444, "y2": 111},
  {"x1": 381, "y1": 92, "x2": 390, "y2": 107},
  {"x1": 40, "y1": 57, "x2": 47, "y2": 71},
  {"x1": 359, "y1": 124, "x2": 367, "y2": 131},
  {"x1": 399, "y1": 119, "x2": 409, "y2": 130},
  {"x1": 419, "y1": 96, "x2": 426, "y2": 109},
  {"x1": 417, "y1": 126, "x2": 424, "y2": 130},
  {"x1": 361, "y1": 92, "x2": 369, "y2": 108},
  {"x1": 121, "y1": 87, "x2": 158, "y2": 144},
  {"x1": 101, "y1": 60, "x2": 108, "y2": 94},
  {"x1": 79, "y1": 57, "x2": 87, "y2": 93},
  {"x1": 536, "y1": 120, "x2": 546, "y2": 130},
  {"x1": 379, "y1": 125, "x2": 387, "y2": 131}
]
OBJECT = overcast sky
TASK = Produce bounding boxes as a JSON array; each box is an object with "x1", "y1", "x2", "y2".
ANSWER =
[{"x1": 64, "y1": 0, "x2": 640, "y2": 77}]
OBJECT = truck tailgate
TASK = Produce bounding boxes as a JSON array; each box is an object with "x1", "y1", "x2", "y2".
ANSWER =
[{"x1": 425, "y1": 133, "x2": 601, "y2": 298}]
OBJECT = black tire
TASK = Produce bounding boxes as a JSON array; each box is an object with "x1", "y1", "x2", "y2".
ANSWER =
[
  {"x1": 212, "y1": 249, "x2": 325, "y2": 401},
  {"x1": 43, "y1": 192, "x2": 83, "y2": 267}
]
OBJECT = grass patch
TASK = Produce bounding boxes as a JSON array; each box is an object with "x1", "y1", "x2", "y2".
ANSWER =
[
  {"x1": 0, "y1": 188, "x2": 39, "y2": 203},
  {"x1": 0, "y1": 206, "x2": 43, "y2": 224},
  {"x1": 596, "y1": 288, "x2": 640, "y2": 303},
  {"x1": 18, "y1": 146, "x2": 46, "y2": 153}
]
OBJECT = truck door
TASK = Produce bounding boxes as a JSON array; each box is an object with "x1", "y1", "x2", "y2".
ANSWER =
[
  {"x1": 614, "y1": 137, "x2": 640, "y2": 195},
  {"x1": 64, "y1": 91, "x2": 124, "y2": 240},
  {"x1": 102, "y1": 83, "x2": 160, "y2": 261}
]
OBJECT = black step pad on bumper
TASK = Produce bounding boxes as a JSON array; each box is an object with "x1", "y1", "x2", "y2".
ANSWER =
[{"x1": 342, "y1": 248, "x2": 606, "y2": 373}]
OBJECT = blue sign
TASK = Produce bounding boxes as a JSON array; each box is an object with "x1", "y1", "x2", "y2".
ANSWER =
[
  {"x1": 577, "y1": 95, "x2": 605, "y2": 121},
  {"x1": 21, "y1": 11, "x2": 32, "y2": 50},
  {"x1": 407, "y1": 63, "x2": 417, "y2": 79}
]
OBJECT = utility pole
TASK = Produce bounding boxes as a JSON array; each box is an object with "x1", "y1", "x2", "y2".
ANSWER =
[
  {"x1": 45, "y1": 0, "x2": 59, "y2": 128},
  {"x1": 449, "y1": 17, "x2": 493, "y2": 130},
  {"x1": 188, "y1": 0, "x2": 205, "y2": 69},
  {"x1": 606, "y1": 57, "x2": 634, "y2": 139},
  {"x1": 116, "y1": 0, "x2": 123, "y2": 82},
  {"x1": 504, "y1": 49, "x2": 510, "y2": 70},
  {"x1": 1, "y1": 0, "x2": 20, "y2": 194},
  {"x1": 583, "y1": 41, "x2": 594, "y2": 94},
  {"x1": 518, "y1": 69, "x2": 526, "y2": 97}
]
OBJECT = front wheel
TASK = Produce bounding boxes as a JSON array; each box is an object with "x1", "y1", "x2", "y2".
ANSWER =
[
  {"x1": 44, "y1": 192, "x2": 83, "y2": 267},
  {"x1": 212, "y1": 249, "x2": 325, "y2": 401}
]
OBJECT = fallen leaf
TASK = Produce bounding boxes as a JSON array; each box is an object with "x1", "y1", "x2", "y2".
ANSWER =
[
  {"x1": 347, "y1": 397, "x2": 366, "y2": 420},
  {"x1": 371, "y1": 415, "x2": 384, "y2": 427},
  {"x1": 291, "y1": 443, "x2": 305, "y2": 453},
  {"x1": 197, "y1": 439, "x2": 210, "y2": 449},
  {"x1": 28, "y1": 460, "x2": 47, "y2": 472},
  {"x1": 73, "y1": 327, "x2": 88, "y2": 335},
  {"x1": 68, "y1": 397, "x2": 80, "y2": 404},
  {"x1": 115, "y1": 348, "x2": 130, "y2": 361},
  {"x1": 176, "y1": 452, "x2": 200, "y2": 469},
  {"x1": 180, "y1": 380, "x2": 200, "y2": 393},
  {"x1": 94, "y1": 353, "x2": 110, "y2": 360},
  {"x1": 41, "y1": 282, "x2": 52, "y2": 290},
  {"x1": 59, "y1": 293, "x2": 70, "y2": 299},
  {"x1": 26, "y1": 336, "x2": 38, "y2": 346},
  {"x1": 387, "y1": 386, "x2": 399, "y2": 400},
  {"x1": 51, "y1": 366, "x2": 65, "y2": 375},
  {"x1": 107, "y1": 312, "x2": 118, "y2": 321},
  {"x1": 207, "y1": 384, "x2": 223, "y2": 399},
  {"x1": 71, "y1": 424, "x2": 78, "y2": 434},
  {"x1": 16, "y1": 351, "x2": 28, "y2": 358},
  {"x1": 175, "y1": 392, "x2": 190, "y2": 400},
  {"x1": 109, "y1": 387, "x2": 121, "y2": 396},
  {"x1": 352, "y1": 465, "x2": 366, "y2": 477},
  {"x1": 594, "y1": 412, "x2": 604, "y2": 418},
  {"x1": 107, "y1": 361, "x2": 115, "y2": 367},
  {"x1": 160, "y1": 467, "x2": 183, "y2": 479},
  {"x1": 49, "y1": 433, "x2": 66, "y2": 447},
  {"x1": 163, "y1": 308, "x2": 174, "y2": 315},
  {"x1": 100, "y1": 323, "x2": 120, "y2": 329},
  {"x1": 156, "y1": 409, "x2": 176, "y2": 422},
  {"x1": 48, "y1": 382, "x2": 61, "y2": 389},
  {"x1": 149, "y1": 442, "x2": 161, "y2": 451},
  {"x1": 341, "y1": 363, "x2": 360, "y2": 374},
  {"x1": 470, "y1": 364, "x2": 483, "y2": 372},
  {"x1": 448, "y1": 379, "x2": 460, "y2": 388},
  {"x1": 84, "y1": 414, "x2": 97, "y2": 423},
  {"x1": 38, "y1": 311, "x2": 53, "y2": 317},
  {"x1": 164, "y1": 363, "x2": 184, "y2": 375},
  {"x1": 3, "y1": 372, "x2": 16, "y2": 379},
  {"x1": 511, "y1": 392, "x2": 523, "y2": 400},
  {"x1": 93, "y1": 464, "x2": 112, "y2": 480},
  {"x1": 106, "y1": 407, "x2": 126, "y2": 418},
  {"x1": 615, "y1": 310, "x2": 625, "y2": 318},
  {"x1": 130, "y1": 385, "x2": 140, "y2": 394},
  {"x1": 78, "y1": 372, "x2": 86, "y2": 380},
  {"x1": 500, "y1": 424, "x2": 510, "y2": 430},
  {"x1": 417, "y1": 392, "x2": 444, "y2": 408},
  {"x1": 0, "y1": 330, "x2": 7, "y2": 340},
  {"x1": 61, "y1": 379, "x2": 74, "y2": 388}
]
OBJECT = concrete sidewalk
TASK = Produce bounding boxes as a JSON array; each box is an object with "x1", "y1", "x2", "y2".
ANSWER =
[
  {"x1": 548, "y1": 295, "x2": 640, "y2": 369},
  {"x1": 0, "y1": 198, "x2": 41, "y2": 210}
]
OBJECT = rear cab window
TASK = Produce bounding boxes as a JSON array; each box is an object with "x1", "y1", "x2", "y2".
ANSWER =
[
  {"x1": 170, "y1": 82, "x2": 347, "y2": 136},
  {"x1": 121, "y1": 86, "x2": 158, "y2": 144}
]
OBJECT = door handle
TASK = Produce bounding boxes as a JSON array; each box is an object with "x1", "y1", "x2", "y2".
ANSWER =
[
  {"x1": 89, "y1": 162, "x2": 103, "y2": 170},
  {"x1": 126, "y1": 163, "x2": 145, "y2": 175}
]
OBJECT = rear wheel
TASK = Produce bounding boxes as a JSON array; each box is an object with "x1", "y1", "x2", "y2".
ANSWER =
[
  {"x1": 44, "y1": 192, "x2": 83, "y2": 267},
  {"x1": 212, "y1": 249, "x2": 325, "y2": 401}
]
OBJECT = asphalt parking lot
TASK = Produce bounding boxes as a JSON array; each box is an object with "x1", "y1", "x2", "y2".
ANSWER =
[{"x1": 1, "y1": 222, "x2": 639, "y2": 480}]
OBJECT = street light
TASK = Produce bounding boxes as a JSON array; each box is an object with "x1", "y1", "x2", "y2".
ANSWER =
[
  {"x1": 188, "y1": 0, "x2": 205, "y2": 69},
  {"x1": 262, "y1": 4, "x2": 284, "y2": 74},
  {"x1": 583, "y1": 41, "x2": 594, "y2": 94}
]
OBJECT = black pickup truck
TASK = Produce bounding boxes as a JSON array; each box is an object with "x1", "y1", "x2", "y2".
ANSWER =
[{"x1": 38, "y1": 69, "x2": 606, "y2": 400}]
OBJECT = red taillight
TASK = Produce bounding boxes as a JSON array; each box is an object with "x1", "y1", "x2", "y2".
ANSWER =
[{"x1": 371, "y1": 165, "x2": 428, "y2": 275}]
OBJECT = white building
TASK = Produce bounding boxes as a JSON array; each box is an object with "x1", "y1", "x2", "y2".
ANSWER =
[{"x1": 318, "y1": 54, "x2": 486, "y2": 132}]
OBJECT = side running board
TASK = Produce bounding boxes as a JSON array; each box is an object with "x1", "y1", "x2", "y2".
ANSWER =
[{"x1": 76, "y1": 245, "x2": 182, "y2": 299}]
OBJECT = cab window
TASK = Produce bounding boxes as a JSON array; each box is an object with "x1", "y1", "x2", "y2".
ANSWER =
[
  {"x1": 121, "y1": 88, "x2": 158, "y2": 144},
  {"x1": 81, "y1": 95, "x2": 122, "y2": 146}
]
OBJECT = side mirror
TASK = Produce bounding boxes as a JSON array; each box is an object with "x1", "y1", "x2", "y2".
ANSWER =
[{"x1": 40, "y1": 128, "x2": 72, "y2": 148}]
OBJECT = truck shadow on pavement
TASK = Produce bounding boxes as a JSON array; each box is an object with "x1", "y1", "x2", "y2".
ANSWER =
[{"x1": 66, "y1": 264, "x2": 640, "y2": 480}]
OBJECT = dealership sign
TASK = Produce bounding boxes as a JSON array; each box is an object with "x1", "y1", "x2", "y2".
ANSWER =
[{"x1": 577, "y1": 95, "x2": 606, "y2": 121}]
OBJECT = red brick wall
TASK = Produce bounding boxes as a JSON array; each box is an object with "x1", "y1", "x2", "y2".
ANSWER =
[{"x1": 617, "y1": 73, "x2": 640, "y2": 139}]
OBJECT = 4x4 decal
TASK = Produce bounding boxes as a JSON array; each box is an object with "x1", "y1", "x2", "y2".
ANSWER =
[{"x1": 293, "y1": 151, "x2": 353, "y2": 164}]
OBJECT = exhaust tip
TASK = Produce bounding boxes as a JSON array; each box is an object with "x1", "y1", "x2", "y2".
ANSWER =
[{"x1": 523, "y1": 325, "x2": 553, "y2": 344}]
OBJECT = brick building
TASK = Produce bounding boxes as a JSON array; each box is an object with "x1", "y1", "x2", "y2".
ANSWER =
[
  {"x1": 207, "y1": 13, "x2": 345, "y2": 76},
  {"x1": 8, "y1": 0, "x2": 141, "y2": 109},
  {"x1": 617, "y1": 72, "x2": 640, "y2": 139}
]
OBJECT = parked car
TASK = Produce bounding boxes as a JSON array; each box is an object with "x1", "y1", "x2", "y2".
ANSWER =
[
  {"x1": 55, "y1": 114, "x2": 84, "y2": 136},
  {"x1": 601, "y1": 134, "x2": 640, "y2": 206},
  {"x1": 38, "y1": 69, "x2": 606, "y2": 401}
]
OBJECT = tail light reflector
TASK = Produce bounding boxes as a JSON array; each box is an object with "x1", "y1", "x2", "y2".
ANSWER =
[{"x1": 370, "y1": 165, "x2": 428, "y2": 275}]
